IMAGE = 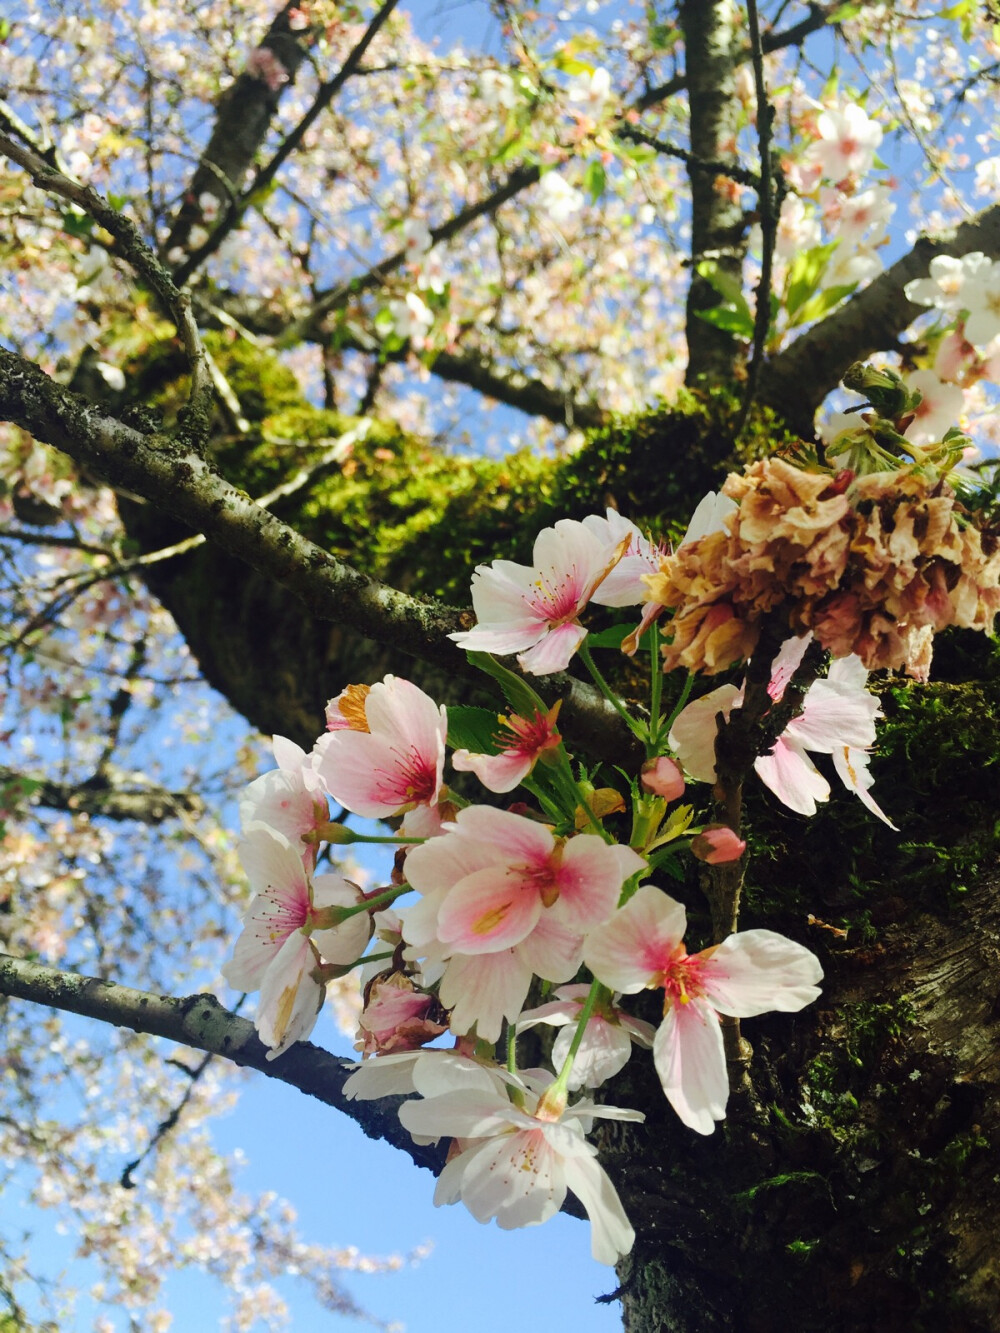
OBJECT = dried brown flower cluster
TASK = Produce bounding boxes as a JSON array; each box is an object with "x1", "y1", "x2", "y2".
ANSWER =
[{"x1": 645, "y1": 458, "x2": 1000, "y2": 678}]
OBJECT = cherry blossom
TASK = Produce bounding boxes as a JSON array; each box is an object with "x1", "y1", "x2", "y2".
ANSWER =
[
  {"x1": 239, "y1": 736, "x2": 329, "y2": 867},
  {"x1": 518, "y1": 984, "x2": 656, "y2": 1090},
  {"x1": 903, "y1": 370, "x2": 965, "y2": 445},
  {"x1": 809, "y1": 101, "x2": 883, "y2": 182},
  {"x1": 403, "y1": 805, "x2": 644, "y2": 957},
  {"x1": 536, "y1": 171, "x2": 585, "y2": 223},
  {"x1": 223, "y1": 824, "x2": 371, "y2": 1058},
  {"x1": 451, "y1": 703, "x2": 563, "y2": 793},
  {"x1": 670, "y1": 642, "x2": 895, "y2": 826},
  {"x1": 448, "y1": 517, "x2": 626, "y2": 674},
  {"x1": 584, "y1": 886, "x2": 822, "y2": 1133},
  {"x1": 313, "y1": 675, "x2": 448, "y2": 835},
  {"x1": 398, "y1": 1081, "x2": 641, "y2": 1263}
]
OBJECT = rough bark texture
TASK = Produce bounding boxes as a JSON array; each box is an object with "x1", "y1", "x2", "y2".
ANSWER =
[
  {"x1": 681, "y1": 1, "x2": 746, "y2": 386},
  {"x1": 609, "y1": 862, "x2": 1000, "y2": 1332}
]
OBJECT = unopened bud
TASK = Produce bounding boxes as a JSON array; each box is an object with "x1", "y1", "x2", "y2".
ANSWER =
[
  {"x1": 315, "y1": 821, "x2": 358, "y2": 845},
  {"x1": 641, "y1": 757, "x2": 686, "y2": 801},
  {"x1": 691, "y1": 824, "x2": 746, "y2": 865}
]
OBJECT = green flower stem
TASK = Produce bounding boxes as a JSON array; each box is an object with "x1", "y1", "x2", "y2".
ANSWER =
[
  {"x1": 550, "y1": 979, "x2": 604, "y2": 1097},
  {"x1": 577, "y1": 642, "x2": 646, "y2": 741},
  {"x1": 648, "y1": 620, "x2": 663, "y2": 752},
  {"x1": 552, "y1": 754, "x2": 613, "y2": 842},
  {"x1": 310, "y1": 884, "x2": 407, "y2": 930}
]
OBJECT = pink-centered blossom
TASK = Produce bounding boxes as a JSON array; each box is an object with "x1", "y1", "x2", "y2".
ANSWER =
[
  {"x1": 448, "y1": 518, "x2": 627, "y2": 674},
  {"x1": 404, "y1": 805, "x2": 644, "y2": 957},
  {"x1": 670, "y1": 638, "x2": 895, "y2": 826},
  {"x1": 809, "y1": 101, "x2": 883, "y2": 182},
  {"x1": 451, "y1": 703, "x2": 562, "y2": 793},
  {"x1": 398, "y1": 1078, "x2": 641, "y2": 1262},
  {"x1": 518, "y1": 983, "x2": 655, "y2": 1090},
  {"x1": 584, "y1": 885, "x2": 822, "y2": 1133},
  {"x1": 239, "y1": 735, "x2": 329, "y2": 868},
  {"x1": 313, "y1": 675, "x2": 447, "y2": 835},
  {"x1": 222, "y1": 823, "x2": 372, "y2": 1058}
]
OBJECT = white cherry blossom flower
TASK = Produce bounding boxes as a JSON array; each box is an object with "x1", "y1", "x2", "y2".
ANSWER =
[
  {"x1": 809, "y1": 101, "x2": 883, "y2": 181},
  {"x1": 518, "y1": 983, "x2": 655, "y2": 1090},
  {"x1": 584, "y1": 886, "x2": 822, "y2": 1133},
  {"x1": 448, "y1": 517, "x2": 626, "y2": 674},
  {"x1": 398, "y1": 1081, "x2": 641, "y2": 1262},
  {"x1": 223, "y1": 824, "x2": 371, "y2": 1058},
  {"x1": 537, "y1": 171, "x2": 584, "y2": 223}
]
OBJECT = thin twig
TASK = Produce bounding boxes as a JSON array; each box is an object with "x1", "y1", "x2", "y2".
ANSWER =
[
  {"x1": 0, "y1": 134, "x2": 212, "y2": 424},
  {"x1": 733, "y1": 0, "x2": 782, "y2": 442}
]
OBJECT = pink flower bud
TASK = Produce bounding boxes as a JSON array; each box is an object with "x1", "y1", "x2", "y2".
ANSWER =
[
  {"x1": 640, "y1": 756, "x2": 686, "y2": 800},
  {"x1": 691, "y1": 824, "x2": 746, "y2": 865}
]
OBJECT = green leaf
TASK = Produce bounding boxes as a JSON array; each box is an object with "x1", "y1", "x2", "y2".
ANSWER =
[
  {"x1": 583, "y1": 160, "x2": 606, "y2": 204},
  {"x1": 696, "y1": 259, "x2": 748, "y2": 310},
  {"x1": 792, "y1": 282, "x2": 858, "y2": 325},
  {"x1": 694, "y1": 261, "x2": 754, "y2": 338},
  {"x1": 446, "y1": 705, "x2": 503, "y2": 754},
  {"x1": 784, "y1": 241, "x2": 839, "y2": 317},
  {"x1": 693, "y1": 306, "x2": 755, "y2": 339},
  {"x1": 62, "y1": 210, "x2": 95, "y2": 239},
  {"x1": 585, "y1": 624, "x2": 634, "y2": 651},
  {"x1": 465, "y1": 651, "x2": 548, "y2": 719}
]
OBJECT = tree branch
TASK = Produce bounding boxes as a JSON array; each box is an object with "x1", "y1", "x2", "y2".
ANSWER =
[
  {"x1": 0, "y1": 347, "x2": 635, "y2": 761},
  {"x1": 0, "y1": 134, "x2": 212, "y2": 421},
  {"x1": 0, "y1": 952, "x2": 442, "y2": 1174},
  {"x1": 680, "y1": 1, "x2": 747, "y2": 385},
  {"x1": 174, "y1": 0, "x2": 402, "y2": 287},
  {"x1": 0, "y1": 766, "x2": 205, "y2": 824},
  {"x1": 161, "y1": 2, "x2": 318, "y2": 262},
  {"x1": 757, "y1": 202, "x2": 1000, "y2": 429}
]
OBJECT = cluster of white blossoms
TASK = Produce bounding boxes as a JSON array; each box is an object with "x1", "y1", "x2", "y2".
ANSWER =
[{"x1": 225, "y1": 419, "x2": 996, "y2": 1259}]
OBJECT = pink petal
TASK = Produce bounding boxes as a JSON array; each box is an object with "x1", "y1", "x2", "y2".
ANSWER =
[
  {"x1": 700, "y1": 930, "x2": 823, "y2": 1017},
  {"x1": 561, "y1": 1151, "x2": 636, "y2": 1264},
  {"x1": 256, "y1": 932, "x2": 323, "y2": 1058},
  {"x1": 310, "y1": 874, "x2": 372, "y2": 965},
  {"x1": 517, "y1": 620, "x2": 588, "y2": 675},
  {"x1": 832, "y1": 746, "x2": 898, "y2": 829},
  {"x1": 754, "y1": 739, "x2": 830, "y2": 816},
  {"x1": 549, "y1": 835, "x2": 643, "y2": 934},
  {"x1": 583, "y1": 884, "x2": 687, "y2": 992},
  {"x1": 517, "y1": 913, "x2": 584, "y2": 983},
  {"x1": 437, "y1": 865, "x2": 543, "y2": 953},
  {"x1": 669, "y1": 685, "x2": 742, "y2": 783},
  {"x1": 653, "y1": 998, "x2": 728, "y2": 1134},
  {"x1": 767, "y1": 634, "x2": 813, "y2": 701},
  {"x1": 451, "y1": 747, "x2": 533, "y2": 793}
]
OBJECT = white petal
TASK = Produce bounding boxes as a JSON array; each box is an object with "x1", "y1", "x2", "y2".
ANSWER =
[
  {"x1": 700, "y1": 930, "x2": 823, "y2": 1017},
  {"x1": 562, "y1": 1152, "x2": 635, "y2": 1264},
  {"x1": 653, "y1": 999, "x2": 728, "y2": 1135}
]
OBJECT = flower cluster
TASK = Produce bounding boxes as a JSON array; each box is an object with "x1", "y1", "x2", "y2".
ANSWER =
[
  {"x1": 223, "y1": 425, "x2": 997, "y2": 1260},
  {"x1": 645, "y1": 456, "x2": 1000, "y2": 680}
]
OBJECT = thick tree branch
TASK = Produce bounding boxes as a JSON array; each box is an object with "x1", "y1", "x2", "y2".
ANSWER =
[
  {"x1": 0, "y1": 952, "x2": 442, "y2": 1173},
  {"x1": 175, "y1": 0, "x2": 402, "y2": 287},
  {"x1": 680, "y1": 1, "x2": 747, "y2": 385},
  {"x1": 0, "y1": 134, "x2": 211, "y2": 419},
  {"x1": 0, "y1": 347, "x2": 635, "y2": 761},
  {"x1": 162, "y1": 2, "x2": 317, "y2": 262},
  {"x1": 757, "y1": 202, "x2": 1000, "y2": 429},
  {"x1": 0, "y1": 766, "x2": 205, "y2": 824}
]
